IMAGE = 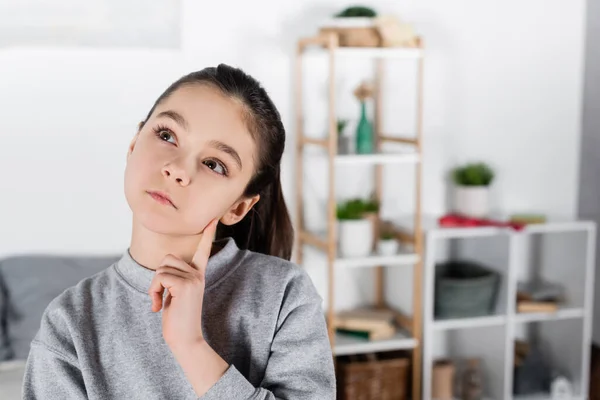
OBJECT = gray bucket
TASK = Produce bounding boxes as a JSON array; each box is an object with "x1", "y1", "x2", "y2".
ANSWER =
[{"x1": 435, "y1": 260, "x2": 500, "y2": 319}]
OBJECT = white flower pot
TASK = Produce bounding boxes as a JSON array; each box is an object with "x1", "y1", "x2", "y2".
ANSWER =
[
  {"x1": 377, "y1": 239, "x2": 399, "y2": 256},
  {"x1": 454, "y1": 186, "x2": 490, "y2": 218},
  {"x1": 338, "y1": 219, "x2": 373, "y2": 258}
]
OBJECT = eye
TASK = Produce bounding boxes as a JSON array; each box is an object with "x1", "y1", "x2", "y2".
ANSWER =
[
  {"x1": 203, "y1": 159, "x2": 228, "y2": 176},
  {"x1": 154, "y1": 126, "x2": 177, "y2": 145}
]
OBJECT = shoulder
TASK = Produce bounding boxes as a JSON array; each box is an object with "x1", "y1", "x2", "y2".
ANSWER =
[
  {"x1": 33, "y1": 265, "x2": 116, "y2": 356},
  {"x1": 44, "y1": 266, "x2": 114, "y2": 318},
  {"x1": 236, "y1": 249, "x2": 322, "y2": 304}
]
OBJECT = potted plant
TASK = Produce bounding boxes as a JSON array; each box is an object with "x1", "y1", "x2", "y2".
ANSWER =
[
  {"x1": 377, "y1": 229, "x2": 399, "y2": 256},
  {"x1": 319, "y1": 6, "x2": 380, "y2": 48},
  {"x1": 337, "y1": 118, "x2": 351, "y2": 154},
  {"x1": 452, "y1": 162, "x2": 495, "y2": 218},
  {"x1": 337, "y1": 198, "x2": 373, "y2": 258}
]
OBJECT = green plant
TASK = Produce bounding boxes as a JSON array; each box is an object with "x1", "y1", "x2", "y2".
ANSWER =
[
  {"x1": 337, "y1": 198, "x2": 375, "y2": 220},
  {"x1": 335, "y1": 6, "x2": 377, "y2": 17},
  {"x1": 363, "y1": 198, "x2": 379, "y2": 213},
  {"x1": 452, "y1": 162, "x2": 495, "y2": 186},
  {"x1": 337, "y1": 119, "x2": 348, "y2": 136}
]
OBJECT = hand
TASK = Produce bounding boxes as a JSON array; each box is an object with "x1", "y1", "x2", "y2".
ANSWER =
[{"x1": 148, "y1": 219, "x2": 218, "y2": 354}]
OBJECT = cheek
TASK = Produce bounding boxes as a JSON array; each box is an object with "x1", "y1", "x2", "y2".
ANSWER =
[{"x1": 184, "y1": 182, "x2": 240, "y2": 221}]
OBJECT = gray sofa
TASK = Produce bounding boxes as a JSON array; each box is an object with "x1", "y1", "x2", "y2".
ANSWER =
[{"x1": 0, "y1": 253, "x2": 120, "y2": 399}]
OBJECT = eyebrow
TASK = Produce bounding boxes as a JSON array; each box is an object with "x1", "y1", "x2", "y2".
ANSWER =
[
  {"x1": 156, "y1": 110, "x2": 189, "y2": 131},
  {"x1": 209, "y1": 140, "x2": 243, "y2": 170}
]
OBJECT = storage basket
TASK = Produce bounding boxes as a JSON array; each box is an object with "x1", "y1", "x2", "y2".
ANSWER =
[
  {"x1": 435, "y1": 260, "x2": 500, "y2": 318},
  {"x1": 319, "y1": 18, "x2": 381, "y2": 47},
  {"x1": 320, "y1": 26, "x2": 381, "y2": 47},
  {"x1": 336, "y1": 352, "x2": 409, "y2": 400}
]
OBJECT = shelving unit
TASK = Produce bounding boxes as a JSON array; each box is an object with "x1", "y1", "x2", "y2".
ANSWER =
[
  {"x1": 418, "y1": 218, "x2": 596, "y2": 400},
  {"x1": 295, "y1": 32, "x2": 425, "y2": 399}
]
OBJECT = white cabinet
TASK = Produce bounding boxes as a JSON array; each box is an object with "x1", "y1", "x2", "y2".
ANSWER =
[{"x1": 421, "y1": 219, "x2": 595, "y2": 400}]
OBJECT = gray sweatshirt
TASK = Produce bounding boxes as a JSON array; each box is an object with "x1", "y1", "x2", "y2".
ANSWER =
[{"x1": 22, "y1": 237, "x2": 336, "y2": 399}]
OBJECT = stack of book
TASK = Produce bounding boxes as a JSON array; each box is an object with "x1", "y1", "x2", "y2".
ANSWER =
[
  {"x1": 334, "y1": 307, "x2": 397, "y2": 341},
  {"x1": 516, "y1": 280, "x2": 564, "y2": 313}
]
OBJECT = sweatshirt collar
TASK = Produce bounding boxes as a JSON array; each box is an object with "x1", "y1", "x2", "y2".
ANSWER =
[{"x1": 115, "y1": 236, "x2": 240, "y2": 293}]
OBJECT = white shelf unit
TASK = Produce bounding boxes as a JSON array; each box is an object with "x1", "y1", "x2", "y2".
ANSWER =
[{"x1": 420, "y1": 219, "x2": 596, "y2": 400}]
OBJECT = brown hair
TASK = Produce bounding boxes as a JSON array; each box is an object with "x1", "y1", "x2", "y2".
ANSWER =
[{"x1": 141, "y1": 64, "x2": 294, "y2": 260}]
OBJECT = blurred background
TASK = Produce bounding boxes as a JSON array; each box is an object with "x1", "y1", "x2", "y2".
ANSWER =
[{"x1": 1, "y1": 0, "x2": 600, "y2": 399}]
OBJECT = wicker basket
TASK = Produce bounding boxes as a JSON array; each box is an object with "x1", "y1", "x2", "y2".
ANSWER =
[{"x1": 336, "y1": 352, "x2": 409, "y2": 400}]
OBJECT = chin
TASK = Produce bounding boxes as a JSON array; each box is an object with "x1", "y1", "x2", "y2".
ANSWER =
[
  {"x1": 126, "y1": 195, "x2": 194, "y2": 236},
  {"x1": 135, "y1": 210, "x2": 187, "y2": 235}
]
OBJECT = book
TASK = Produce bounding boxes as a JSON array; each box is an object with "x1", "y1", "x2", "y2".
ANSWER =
[
  {"x1": 336, "y1": 325, "x2": 396, "y2": 341},
  {"x1": 517, "y1": 300, "x2": 559, "y2": 313},
  {"x1": 334, "y1": 307, "x2": 397, "y2": 332}
]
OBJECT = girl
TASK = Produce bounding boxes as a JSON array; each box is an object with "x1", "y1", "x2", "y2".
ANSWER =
[{"x1": 22, "y1": 65, "x2": 336, "y2": 399}]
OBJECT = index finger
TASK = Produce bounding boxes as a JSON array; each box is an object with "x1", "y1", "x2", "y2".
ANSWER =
[{"x1": 191, "y1": 219, "x2": 218, "y2": 271}]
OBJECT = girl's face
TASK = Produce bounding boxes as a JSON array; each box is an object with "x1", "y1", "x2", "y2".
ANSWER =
[{"x1": 124, "y1": 84, "x2": 260, "y2": 236}]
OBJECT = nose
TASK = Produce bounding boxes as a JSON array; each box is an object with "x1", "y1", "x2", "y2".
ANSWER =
[{"x1": 161, "y1": 162, "x2": 191, "y2": 186}]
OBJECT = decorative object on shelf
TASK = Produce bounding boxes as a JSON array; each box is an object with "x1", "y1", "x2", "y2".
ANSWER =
[
  {"x1": 435, "y1": 260, "x2": 500, "y2": 319},
  {"x1": 337, "y1": 118, "x2": 351, "y2": 154},
  {"x1": 336, "y1": 198, "x2": 375, "y2": 257},
  {"x1": 438, "y1": 213, "x2": 525, "y2": 231},
  {"x1": 377, "y1": 228, "x2": 399, "y2": 256},
  {"x1": 432, "y1": 359, "x2": 455, "y2": 400},
  {"x1": 513, "y1": 336, "x2": 552, "y2": 395},
  {"x1": 336, "y1": 351, "x2": 409, "y2": 400},
  {"x1": 354, "y1": 81, "x2": 375, "y2": 154},
  {"x1": 461, "y1": 358, "x2": 484, "y2": 400},
  {"x1": 516, "y1": 280, "x2": 565, "y2": 314},
  {"x1": 335, "y1": 6, "x2": 377, "y2": 17},
  {"x1": 374, "y1": 15, "x2": 419, "y2": 48},
  {"x1": 334, "y1": 307, "x2": 397, "y2": 341},
  {"x1": 452, "y1": 162, "x2": 495, "y2": 218},
  {"x1": 509, "y1": 213, "x2": 547, "y2": 225},
  {"x1": 319, "y1": 6, "x2": 420, "y2": 49},
  {"x1": 550, "y1": 375, "x2": 573, "y2": 399},
  {"x1": 320, "y1": 6, "x2": 380, "y2": 48}
]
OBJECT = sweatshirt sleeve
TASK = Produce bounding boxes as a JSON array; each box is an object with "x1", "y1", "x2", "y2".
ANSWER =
[
  {"x1": 200, "y1": 270, "x2": 336, "y2": 400},
  {"x1": 21, "y1": 302, "x2": 87, "y2": 399},
  {"x1": 22, "y1": 341, "x2": 87, "y2": 399}
]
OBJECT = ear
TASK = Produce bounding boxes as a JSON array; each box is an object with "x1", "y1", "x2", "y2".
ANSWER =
[
  {"x1": 220, "y1": 195, "x2": 260, "y2": 226},
  {"x1": 127, "y1": 122, "x2": 144, "y2": 158}
]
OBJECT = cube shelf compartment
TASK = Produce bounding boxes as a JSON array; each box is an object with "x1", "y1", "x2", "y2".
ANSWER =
[{"x1": 421, "y1": 219, "x2": 595, "y2": 400}]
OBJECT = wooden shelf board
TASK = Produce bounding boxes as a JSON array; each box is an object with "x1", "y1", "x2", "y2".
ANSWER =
[
  {"x1": 391, "y1": 215, "x2": 596, "y2": 239},
  {"x1": 514, "y1": 307, "x2": 585, "y2": 324},
  {"x1": 335, "y1": 47, "x2": 423, "y2": 59},
  {"x1": 514, "y1": 394, "x2": 583, "y2": 400},
  {"x1": 335, "y1": 252, "x2": 419, "y2": 268},
  {"x1": 334, "y1": 150, "x2": 420, "y2": 165},
  {"x1": 334, "y1": 330, "x2": 417, "y2": 356},
  {"x1": 433, "y1": 314, "x2": 507, "y2": 331}
]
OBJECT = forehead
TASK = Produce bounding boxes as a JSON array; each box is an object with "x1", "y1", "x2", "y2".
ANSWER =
[{"x1": 154, "y1": 84, "x2": 257, "y2": 168}]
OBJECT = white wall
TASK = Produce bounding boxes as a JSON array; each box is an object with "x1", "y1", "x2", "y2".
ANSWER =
[{"x1": 0, "y1": 1, "x2": 587, "y2": 309}]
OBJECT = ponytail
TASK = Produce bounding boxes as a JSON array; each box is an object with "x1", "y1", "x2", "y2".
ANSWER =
[{"x1": 216, "y1": 167, "x2": 294, "y2": 260}]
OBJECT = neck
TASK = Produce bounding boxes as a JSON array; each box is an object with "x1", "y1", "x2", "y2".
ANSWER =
[{"x1": 129, "y1": 218, "x2": 209, "y2": 270}]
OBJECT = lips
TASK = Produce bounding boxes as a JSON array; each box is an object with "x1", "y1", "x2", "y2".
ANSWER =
[{"x1": 147, "y1": 191, "x2": 177, "y2": 209}]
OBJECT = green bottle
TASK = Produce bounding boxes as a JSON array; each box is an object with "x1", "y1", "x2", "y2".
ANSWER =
[{"x1": 356, "y1": 100, "x2": 373, "y2": 154}]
